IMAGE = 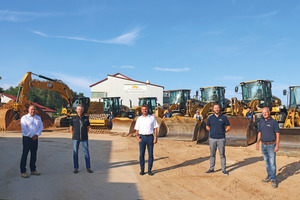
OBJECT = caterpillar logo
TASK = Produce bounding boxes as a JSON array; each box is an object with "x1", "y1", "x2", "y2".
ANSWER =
[{"x1": 132, "y1": 85, "x2": 138, "y2": 89}]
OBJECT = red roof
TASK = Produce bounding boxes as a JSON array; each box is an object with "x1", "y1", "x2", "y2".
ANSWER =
[
  {"x1": 89, "y1": 73, "x2": 164, "y2": 88},
  {"x1": 0, "y1": 93, "x2": 56, "y2": 113}
]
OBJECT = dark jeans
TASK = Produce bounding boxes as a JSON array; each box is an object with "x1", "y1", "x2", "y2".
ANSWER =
[
  {"x1": 20, "y1": 136, "x2": 38, "y2": 173},
  {"x1": 73, "y1": 140, "x2": 91, "y2": 169},
  {"x1": 209, "y1": 138, "x2": 226, "y2": 171},
  {"x1": 139, "y1": 135, "x2": 154, "y2": 172},
  {"x1": 261, "y1": 142, "x2": 277, "y2": 180}
]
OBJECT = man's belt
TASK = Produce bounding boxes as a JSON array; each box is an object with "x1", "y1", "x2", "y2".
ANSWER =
[
  {"x1": 139, "y1": 134, "x2": 153, "y2": 137},
  {"x1": 262, "y1": 141, "x2": 275, "y2": 145}
]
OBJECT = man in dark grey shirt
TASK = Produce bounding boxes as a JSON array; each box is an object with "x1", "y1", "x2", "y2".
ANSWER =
[{"x1": 70, "y1": 105, "x2": 93, "y2": 174}]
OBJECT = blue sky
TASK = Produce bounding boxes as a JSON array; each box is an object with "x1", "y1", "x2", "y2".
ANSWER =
[{"x1": 1, "y1": 0, "x2": 299, "y2": 105}]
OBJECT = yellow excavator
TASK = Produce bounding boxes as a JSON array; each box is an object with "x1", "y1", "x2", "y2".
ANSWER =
[
  {"x1": 280, "y1": 86, "x2": 300, "y2": 152},
  {"x1": 0, "y1": 72, "x2": 89, "y2": 131}
]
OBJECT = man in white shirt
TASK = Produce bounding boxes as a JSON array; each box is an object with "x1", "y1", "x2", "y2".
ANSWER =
[
  {"x1": 134, "y1": 105, "x2": 159, "y2": 176},
  {"x1": 20, "y1": 105, "x2": 43, "y2": 178}
]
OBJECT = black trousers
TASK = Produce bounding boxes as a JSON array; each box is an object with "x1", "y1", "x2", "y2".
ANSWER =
[{"x1": 20, "y1": 136, "x2": 38, "y2": 173}]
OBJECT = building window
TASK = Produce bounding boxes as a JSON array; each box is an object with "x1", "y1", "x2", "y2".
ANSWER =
[{"x1": 91, "y1": 92, "x2": 106, "y2": 98}]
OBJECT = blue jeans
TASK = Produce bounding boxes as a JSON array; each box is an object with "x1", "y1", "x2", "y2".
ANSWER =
[
  {"x1": 139, "y1": 135, "x2": 154, "y2": 172},
  {"x1": 73, "y1": 140, "x2": 91, "y2": 169},
  {"x1": 261, "y1": 143, "x2": 276, "y2": 180},
  {"x1": 20, "y1": 136, "x2": 38, "y2": 173}
]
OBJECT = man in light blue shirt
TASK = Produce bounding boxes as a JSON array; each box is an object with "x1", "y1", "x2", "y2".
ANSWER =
[{"x1": 20, "y1": 105, "x2": 43, "y2": 178}]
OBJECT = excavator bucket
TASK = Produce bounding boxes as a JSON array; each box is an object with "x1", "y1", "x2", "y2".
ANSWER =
[
  {"x1": 225, "y1": 116, "x2": 257, "y2": 146},
  {"x1": 0, "y1": 109, "x2": 13, "y2": 131},
  {"x1": 111, "y1": 117, "x2": 135, "y2": 134},
  {"x1": 279, "y1": 128, "x2": 300, "y2": 152},
  {"x1": 158, "y1": 117, "x2": 200, "y2": 141}
]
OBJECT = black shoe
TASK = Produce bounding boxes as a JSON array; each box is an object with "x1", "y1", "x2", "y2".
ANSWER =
[
  {"x1": 148, "y1": 171, "x2": 154, "y2": 176},
  {"x1": 87, "y1": 168, "x2": 93, "y2": 173},
  {"x1": 271, "y1": 179, "x2": 278, "y2": 188},
  {"x1": 139, "y1": 171, "x2": 145, "y2": 175},
  {"x1": 73, "y1": 169, "x2": 79, "y2": 174},
  {"x1": 222, "y1": 171, "x2": 229, "y2": 176},
  {"x1": 205, "y1": 169, "x2": 214, "y2": 174},
  {"x1": 262, "y1": 176, "x2": 271, "y2": 183}
]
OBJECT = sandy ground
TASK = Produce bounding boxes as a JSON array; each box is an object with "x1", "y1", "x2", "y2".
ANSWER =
[{"x1": 1, "y1": 128, "x2": 300, "y2": 200}]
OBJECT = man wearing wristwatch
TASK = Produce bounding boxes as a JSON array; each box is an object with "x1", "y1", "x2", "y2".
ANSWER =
[{"x1": 134, "y1": 105, "x2": 159, "y2": 176}]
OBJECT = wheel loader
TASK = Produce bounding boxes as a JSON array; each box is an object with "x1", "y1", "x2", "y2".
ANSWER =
[
  {"x1": 110, "y1": 97, "x2": 162, "y2": 134},
  {"x1": 0, "y1": 72, "x2": 90, "y2": 131},
  {"x1": 280, "y1": 86, "x2": 300, "y2": 152}
]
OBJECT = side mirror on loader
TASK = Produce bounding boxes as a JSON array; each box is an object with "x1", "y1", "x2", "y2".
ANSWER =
[
  {"x1": 283, "y1": 89, "x2": 287, "y2": 96},
  {"x1": 235, "y1": 86, "x2": 239, "y2": 93}
]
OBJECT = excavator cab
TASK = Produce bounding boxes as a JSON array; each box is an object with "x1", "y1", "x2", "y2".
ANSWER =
[
  {"x1": 72, "y1": 97, "x2": 90, "y2": 114},
  {"x1": 138, "y1": 97, "x2": 157, "y2": 114},
  {"x1": 169, "y1": 90, "x2": 191, "y2": 115},
  {"x1": 240, "y1": 80, "x2": 272, "y2": 109},
  {"x1": 102, "y1": 97, "x2": 121, "y2": 115},
  {"x1": 200, "y1": 86, "x2": 226, "y2": 110}
]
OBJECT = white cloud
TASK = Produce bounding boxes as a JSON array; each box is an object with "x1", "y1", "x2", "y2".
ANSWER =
[
  {"x1": 50, "y1": 72, "x2": 93, "y2": 90},
  {"x1": 0, "y1": 10, "x2": 63, "y2": 22},
  {"x1": 219, "y1": 76, "x2": 243, "y2": 81},
  {"x1": 154, "y1": 67, "x2": 190, "y2": 72},
  {"x1": 241, "y1": 11, "x2": 278, "y2": 19},
  {"x1": 31, "y1": 27, "x2": 142, "y2": 46},
  {"x1": 1, "y1": 82, "x2": 19, "y2": 90},
  {"x1": 120, "y1": 65, "x2": 135, "y2": 69}
]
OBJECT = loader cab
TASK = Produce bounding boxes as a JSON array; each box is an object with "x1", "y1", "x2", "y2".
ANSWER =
[
  {"x1": 169, "y1": 90, "x2": 191, "y2": 112},
  {"x1": 101, "y1": 97, "x2": 121, "y2": 115},
  {"x1": 138, "y1": 97, "x2": 157, "y2": 114},
  {"x1": 288, "y1": 86, "x2": 300, "y2": 109},
  {"x1": 72, "y1": 97, "x2": 90, "y2": 114},
  {"x1": 240, "y1": 80, "x2": 272, "y2": 109},
  {"x1": 200, "y1": 86, "x2": 226, "y2": 110}
]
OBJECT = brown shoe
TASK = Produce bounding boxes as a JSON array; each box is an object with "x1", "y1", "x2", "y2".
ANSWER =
[
  {"x1": 21, "y1": 173, "x2": 29, "y2": 178},
  {"x1": 87, "y1": 168, "x2": 93, "y2": 173},
  {"x1": 30, "y1": 171, "x2": 41, "y2": 175}
]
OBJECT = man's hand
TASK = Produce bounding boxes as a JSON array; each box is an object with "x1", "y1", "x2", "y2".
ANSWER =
[
  {"x1": 136, "y1": 136, "x2": 142, "y2": 142},
  {"x1": 256, "y1": 143, "x2": 260, "y2": 151},
  {"x1": 153, "y1": 138, "x2": 157, "y2": 144},
  {"x1": 274, "y1": 145, "x2": 279, "y2": 152},
  {"x1": 32, "y1": 135, "x2": 38, "y2": 141}
]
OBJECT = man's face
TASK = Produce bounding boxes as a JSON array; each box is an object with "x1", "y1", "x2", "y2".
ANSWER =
[
  {"x1": 247, "y1": 108, "x2": 251, "y2": 112},
  {"x1": 262, "y1": 108, "x2": 270, "y2": 119},
  {"x1": 213, "y1": 105, "x2": 220, "y2": 114},
  {"x1": 76, "y1": 106, "x2": 84, "y2": 115},
  {"x1": 141, "y1": 106, "x2": 148, "y2": 115},
  {"x1": 197, "y1": 112, "x2": 200, "y2": 115},
  {"x1": 28, "y1": 106, "x2": 36, "y2": 116}
]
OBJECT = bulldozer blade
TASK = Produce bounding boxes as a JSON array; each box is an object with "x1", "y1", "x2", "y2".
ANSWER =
[
  {"x1": 111, "y1": 117, "x2": 135, "y2": 134},
  {"x1": 0, "y1": 109, "x2": 13, "y2": 131},
  {"x1": 279, "y1": 128, "x2": 300, "y2": 152},
  {"x1": 225, "y1": 116, "x2": 257, "y2": 146},
  {"x1": 158, "y1": 117, "x2": 200, "y2": 141}
]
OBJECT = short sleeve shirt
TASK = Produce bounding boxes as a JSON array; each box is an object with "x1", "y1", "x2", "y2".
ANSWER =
[
  {"x1": 258, "y1": 117, "x2": 280, "y2": 142},
  {"x1": 134, "y1": 115, "x2": 159, "y2": 135},
  {"x1": 206, "y1": 114, "x2": 230, "y2": 139},
  {"x1": 246, "y1": 111, "x2": 254, "y2": 120}
]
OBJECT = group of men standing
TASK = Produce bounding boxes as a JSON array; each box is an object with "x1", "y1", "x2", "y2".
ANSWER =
[{"x1": 19, "y1": 103, "x2": 280, "y2": 188}]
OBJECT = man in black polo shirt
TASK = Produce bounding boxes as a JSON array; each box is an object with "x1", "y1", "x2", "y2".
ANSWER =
[
  {"x1": 256, "y1": 107, "x2": 280, "y2": 188},
  {"x1": 70, "y1": 105, "x2": 93, "y2": 173},
  {"x1": 205, "y1": 104, "x2": 230, "y2": 175}
]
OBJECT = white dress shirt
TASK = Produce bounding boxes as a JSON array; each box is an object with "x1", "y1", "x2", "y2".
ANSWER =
[
  {"x1": 20, "y1": 113, "x2": 43, "y2": 138},
  {"x1": 134, "y1": 114, "x2": 159, "y2": 135}
]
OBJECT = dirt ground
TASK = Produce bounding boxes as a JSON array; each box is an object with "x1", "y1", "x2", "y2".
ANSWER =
[{"x1": 0, "y1": 128, "x2": 300, "y2": 200}]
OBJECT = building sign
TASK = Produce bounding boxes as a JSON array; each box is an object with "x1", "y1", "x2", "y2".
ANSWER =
[{"x1": 124, "y1": 84, "x2": 147, "y2": 94}]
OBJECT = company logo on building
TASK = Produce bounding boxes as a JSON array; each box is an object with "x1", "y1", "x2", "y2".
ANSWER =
[{"x1": 124, "y1": 84, "x2": 147, "y2": 94}]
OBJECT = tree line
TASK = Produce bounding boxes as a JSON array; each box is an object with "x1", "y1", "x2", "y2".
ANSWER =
[{"x1": 0, "y1": 86, "x2": 85, "y2": 115}]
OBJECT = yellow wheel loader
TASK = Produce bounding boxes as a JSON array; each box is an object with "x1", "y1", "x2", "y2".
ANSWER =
[{"x1": 280, "y1": 86, "x2": 300, "y2": 152}]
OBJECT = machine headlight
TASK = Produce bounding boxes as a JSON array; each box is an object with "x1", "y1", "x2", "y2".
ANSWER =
[
  {"x1": 177, "y1": 103, "x2": 180, "y2": 106},
  {"x1": 279, "y1": 105, "x2": 284, "y2": 109},
  {"x1": 260, "y1": 100, "x2": 265, "y2": 104}
]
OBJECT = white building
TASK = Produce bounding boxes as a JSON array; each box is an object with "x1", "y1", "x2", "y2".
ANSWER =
[{"x1": 90, "y1": 73, "x2": 164, "y2": 107}]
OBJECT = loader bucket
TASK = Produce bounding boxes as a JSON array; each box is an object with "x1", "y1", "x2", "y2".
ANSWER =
[
  {"x1": 195, "y1": 121, "x2": 209, "y2": 143},
  {"x1": 0, "y1": 109, "x2": 13, "y2": 131},
  {"x1": 111, "y1": 117, "x2": 135, "y2": 133},
  {"x1": 225, "y1": 116, "x2": 257, "y2": 146},
  {"x1": 158, "y1": 117, "x2": 200, "y2": 141},
  {"x1": 279, "y1": 128, "x2": 300, "y2": 152}
]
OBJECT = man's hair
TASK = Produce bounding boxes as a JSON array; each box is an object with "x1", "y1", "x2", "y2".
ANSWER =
[
  {"x1": 262, "y1": 107, "x2": 270, "y2": 112},
  {"x1": 28, "y1": 104, "x2": 37, "y2": 109},
  {"x1": 141, "y1": 105, "x2": 148, "y2": 109},
  {"x1": 213, "y1": 103, "x2": 220, "y2": 108},
  {"x1": 76, "y1": 104, "x2": 84, "y2": 110}
]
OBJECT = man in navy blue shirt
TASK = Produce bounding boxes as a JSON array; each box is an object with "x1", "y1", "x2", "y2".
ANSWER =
[
  {"x1": 205, "y1": 104, "x2": 230, "y2": 175},
  {"x1": 256, "y1": 107, "x2": 280, "y2": 188},
  {"x1": 246, "y1": 106, "x2": 255, "y2": 122},
  {"x1": 163, "y1": 109, "x2": 172, "y2": 118}
]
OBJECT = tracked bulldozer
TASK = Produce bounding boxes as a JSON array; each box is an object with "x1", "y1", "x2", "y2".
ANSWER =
[
  {"x1": 280, "y1": 86, "x2": 300, "y2": 152},
  {"x1": 0, "y1": 72, "x2": 89, "y2": 131}
]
